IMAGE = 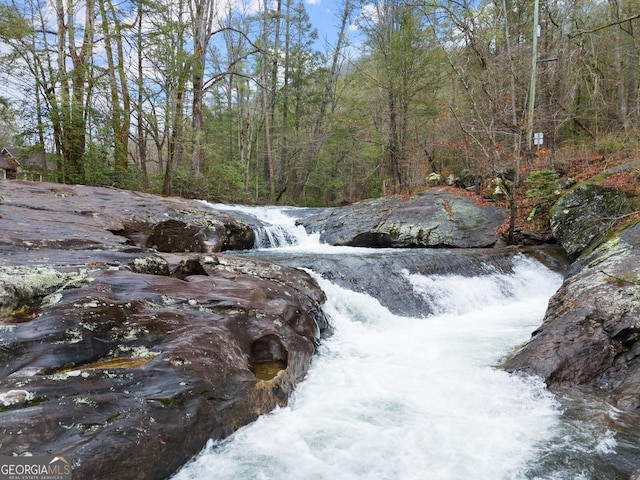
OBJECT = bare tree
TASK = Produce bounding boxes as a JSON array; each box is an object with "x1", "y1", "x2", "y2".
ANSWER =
[{"x1": 98, "y1": 0, "x2": 131, "y2": 174}]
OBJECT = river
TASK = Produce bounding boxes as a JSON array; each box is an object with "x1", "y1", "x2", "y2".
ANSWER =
[{"x1": 172, "y1": 204, "x2": 620, "y2": 480}]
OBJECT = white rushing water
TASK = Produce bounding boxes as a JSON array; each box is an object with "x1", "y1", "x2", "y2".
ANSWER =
[
  {"x1": 202, "y1": 202, "x2": 319, "y2": 248},
  {"x1": 173, "y1": 204, "x2": 612, "y2": 479}
]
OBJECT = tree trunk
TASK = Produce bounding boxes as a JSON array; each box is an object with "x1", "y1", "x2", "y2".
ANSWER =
[
  {"x1": 61, "y1": 0, "x2": 94, "y2": 184},
  {"x1": 388, "y1": 86, "x2": 403, "y2": 193},
  {"x1": 278, "y1": 0, "x2": 292, "y2": 194},
  {"x1": 136, "y1": 2, "x2": 148, "y2": 187},
  {"x1": 191, "y1": 0, "x2": 215, "y2": 177},
  {"x1": 315, "y1": 0, "x2": 351, "y2": 135},
  {"x1": 99, "y1": 0, "x2": 129, "y2": 174},
  {"x1": 609, "y1": 0, "x2": 629, "y2": 131},
  {"x1": 112, "y1": 0, "x2": 130, "y2": 171},
  {"x1": 164, "y1": 72, "x2": 188, "y2": 196},
  {"x1": 261, "y1": 0, "x2": 280, "y2": 201},
  {"x1": 54, "y1": 0, "x2": 68, "y2": 182}
]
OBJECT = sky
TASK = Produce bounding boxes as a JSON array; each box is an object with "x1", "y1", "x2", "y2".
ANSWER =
[
  {"x1": 305, "y1": 0, "x2": 348, "y2": 48},
  {"x1": 0, "y1": 0, "x2": 364, "y2": 108},
  {"x1": 306, "y1": 0, "x2": 341, "y2": 42}
]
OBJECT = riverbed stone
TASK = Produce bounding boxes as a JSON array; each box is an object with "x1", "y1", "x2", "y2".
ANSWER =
[{"x1": 296, "y1": 189, "x2": 506, "y2": 248}]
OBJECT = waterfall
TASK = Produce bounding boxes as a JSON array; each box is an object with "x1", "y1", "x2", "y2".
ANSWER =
[
  {"x1": 201, "y1": 202, "x2": 319, "y2": 248},
  {"x1": 174, "y1": 205, "x2": 621, "y2": 480}
]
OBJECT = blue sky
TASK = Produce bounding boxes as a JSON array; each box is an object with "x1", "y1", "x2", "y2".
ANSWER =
[
  {"x1": 306, "y1": 0, "x2": 345, "y2": 47},
  {"x1": 303, "y1": 0, "x2": 363, "y2": 51}
]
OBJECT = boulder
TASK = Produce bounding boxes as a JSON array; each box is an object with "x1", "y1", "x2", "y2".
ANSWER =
[
  {"x1": 550, "y1": 183, "x2": 633, "y2": 258},
  {"x1": 505, "y1": 218, "x2": 640, "y2": 476},
  {"x1": 0, "y1": 181, "x2": 328, "y2": 479},
  {"x1": 454, "y1": 168, "x2": 477, "y2": 190},
  {"x1": 297, "y1": 189, "x2": 506, "y2": 248},
  {"x1": 146, "y1": 219, "x2": 210, "y2": 252},
  {"x1": 0, "y1": 180, "x2": 255, "y2": 258},
  {"x1": 505, "y1": 219, "x2": 640, "y2": 409},
  {"x1": 504, "y1": 162, "x2": 640, "y2": 477}
]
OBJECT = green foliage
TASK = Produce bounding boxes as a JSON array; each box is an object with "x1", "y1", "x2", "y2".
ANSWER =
[
  {"x1": 0, "y1": 96, "x2": 16, "y2": 147},
  {"x1": 82, "y1": 143, "x2": 111, "y2": 186},
  {"x1": 114, "y1": 166, "x2": 146, "y2": 191},
  {"x1": 524, "y1": 169, "x2": 561, "y2": 199},
  {"x1": 149, "y1": 160, "x2": 244, "y2": 202},
  {"x1": 523, "y1": 170, "x2": 563, "y2": 226},
  {"x1": 203, "y1": 156, "x2": 244, "y2": 201},
  {"x1": 596, "y1": 135, "x2": 625, "y2": 155},
  {"x1": 150, "y1": 165, "x2": 200, "y2": 198},
  {"x1": 82, "y1": 143, "x2": 144, "y2": 190},
  {"x1": 3, "y1": 0, "x2": 639, "y2": 208},
  {"x1": 0, "y1": 4, "x2": 32, "y2": 41}
]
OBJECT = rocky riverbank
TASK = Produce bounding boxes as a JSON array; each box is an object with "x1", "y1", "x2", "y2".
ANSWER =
[
  {"x1": 0, "y1": 181, "x2": 330, "y2": 479},
  {"x1": 504, "y1": 167, "x2": 640, "y2": 477},
  {"x1": 2, "y1": 173, "x2": 640, "y2": 478}
]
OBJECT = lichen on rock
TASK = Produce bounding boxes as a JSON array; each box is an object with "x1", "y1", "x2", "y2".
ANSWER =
[
  {"x1": 0, "y1": 266, "x2": 87, "y2": 315},
  {"x1": 505, "y1": 218, "x2": 640, "y2": 407},
  {"x1": 550, "y1": 183, "x2": 633, "y2": 258},
  {"x1": 297, "y1": 190, "x2": 506, "y2": 248}
]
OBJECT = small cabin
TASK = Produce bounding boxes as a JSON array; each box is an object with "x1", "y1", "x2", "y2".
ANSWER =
[
  {"x1": 0, "y1": 147, "x2": 19, "y2": 180},
  {"x1": 0, "y1": 146, "x2": 48, "y2": 181}
]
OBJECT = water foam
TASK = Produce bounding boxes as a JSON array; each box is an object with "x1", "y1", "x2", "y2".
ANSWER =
[
  {"x1": 201, "y1": 202, "x2": 318, "y2": 249},
  {"x1": 173, "y1": 257, "x2": 566, "y2": 480}
]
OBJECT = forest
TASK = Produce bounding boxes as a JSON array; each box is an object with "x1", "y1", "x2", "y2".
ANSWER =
[{"x1": 0, "y1": 0, "x2": 639, "y2": 208}]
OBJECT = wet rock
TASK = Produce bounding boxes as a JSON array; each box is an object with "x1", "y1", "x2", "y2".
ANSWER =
[
  {"x1": 0, "y1": 181, "x2": 327, "y2": 479},
  {"x1": 504, "y1": 217, "x2": 640, "y2": 476},
  {"x1": 297, "y1": 189, "x2": 506, "y2": 248},
  {"x1": 0, "y1": 256, "x2": 328, "y2": 480},
  {"x1": 503, "y1": 163, "x2": 640, "y2": 478},
  {"x1": 146, "y1": 219, "x2": 210, "y2": 252},
  {"x1": 505, "y1": 218, "x2": 640, "y2": 409},
  {"x1": 0, "y1": 266, "x2": 88, "y2": 315},
  {"x1": 0, "y1": 180, "x2": 254, "y2": 259},
  {"x1": 254, "y1": 246, "x2": 565, "y2": 318}
]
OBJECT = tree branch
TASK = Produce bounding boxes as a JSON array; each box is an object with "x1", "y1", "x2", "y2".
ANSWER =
[{"x1": 568, "y1": 13, "x2": 640, "y2": 39}]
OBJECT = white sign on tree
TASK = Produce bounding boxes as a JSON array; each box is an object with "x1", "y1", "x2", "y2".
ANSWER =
[{"x1": 534, "y1": 132, "x2": 544, "y2": 146}]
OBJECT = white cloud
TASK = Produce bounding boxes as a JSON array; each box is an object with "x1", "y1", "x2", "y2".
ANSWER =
[{"x1": 361, "y1": 3, "x2": 378, "y2": 22}]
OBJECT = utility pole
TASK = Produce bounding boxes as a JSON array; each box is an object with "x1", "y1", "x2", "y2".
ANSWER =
[{"x1": 526, "y1": 0, "x2": 540, "y2": 150}]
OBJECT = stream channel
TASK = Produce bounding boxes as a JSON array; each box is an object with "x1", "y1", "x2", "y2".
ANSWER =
[{"x1": 173, "y1": 203, "x2": 623, "y2": 480}]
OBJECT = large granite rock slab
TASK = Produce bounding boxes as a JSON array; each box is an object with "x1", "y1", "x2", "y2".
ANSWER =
[
  {"x1": 505, "y1": 218, "x2": 640, "y2": 476},
  {"x1": 297, "y1": 189, "x2": 506, "y2": 248},
  {"x1": 0, "y1": 180, "x2": 255, "y2": 264},
  {"x1": 505, "y1": 162, "x2": 640, "y2": 477},
  {"x1": 0, "y1": 181, "x2": 329, "y2": 479}
]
